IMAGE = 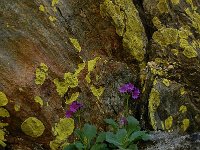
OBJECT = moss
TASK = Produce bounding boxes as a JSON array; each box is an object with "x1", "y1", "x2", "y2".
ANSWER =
[
  {"x1": 171, "y1": 49, "x2": 179, "y2": 56},
  {"x1": 181, "y1": 118, "x2": 190, "y2": 132},
  {"x1": 179, "y1": 105, "x2": 187, "y2": 113},
  {"x1": 157, "y1": 0, "x2": 169, "y2": 14},
  {"x1": 179, "y1": 39, "x2": 198, "y2": 58},
  {"x1": 49, "y1": 16, "x2": 57, "y2": 22},
  {"x1": 185, "y1": 8, "x2": 200, "y2": 33},
  {"x1": 21, "y1": 117, "x2": 45, "y2": 138},
  {"x1": 39, "y1": 5, "x2": 45, "y2": 12},
  {"x1": 0, "y1": 92, "x2": 8, "y2": 107},
  {"x1": 35, "y1": 63, "x2": 48, "y2": 85},
  {"x1": 50, "y1": 118, "x2": 74, "y2": 150},
  {"x1": 0, "y1": 129, "x2": 6, "y2": 147},
  {"x1": 65, "y1": 92, "x2": 79, "y2": 104},
  {"x1": 69, "y1": 38, "x2": 82, "y2": 52},
  {"x1": 34, "y1": 96, "x2": 44, "y2": 106},
  {"x1": 171, "y1": 0, "x2": 179, "y2": 5},
  {"x1": 14, "y1": 104, "x2": 20, "y2": 111},
  {"x1": 0, "y1": 108, "x2": 10, "y2": 117},
  {"x1": 162, "y1": 78, "x2": 170, "y2": 87},
  {"x1": 100, "y1": 0, "x2": 147, "y2": 61},
  {"x1": 88, "y1": 57, "x2": 100, "y2": 72},
  {"x1": 148, "y1": 88, "x2": 160, "y2": 130},
  {"x1": 164, "y1": 116, "x2": 173, "y2": 130},
  {"x1": 90, "y1": 85, "x2": 105, "y2": 100},
  {"x1": 152, "y1": 17, "x2": 164, "y2": 29},
  {"x1": 52, "y1": 0, "x2": 59, "y2": 7},
  {"x1": 153, "y1": 27, "x2": 178, "y2": 47}
]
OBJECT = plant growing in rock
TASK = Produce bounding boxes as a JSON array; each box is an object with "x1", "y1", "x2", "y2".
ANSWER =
[{"x1": 64, "y1": 116, "x2": 150, "y2": 150}]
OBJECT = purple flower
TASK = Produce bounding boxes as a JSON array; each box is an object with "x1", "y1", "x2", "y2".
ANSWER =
[
  {"x1": 66, "y1": 110, "x2": 73, "y2": 118},
  {"x1": 119, "y1": 83, "x2": 135, "y2": 93},
  {"x1": 120, "y1": 117, "x2": 128, "y2": 125},
  {"x1": 69, "y1": 101, "x2": 83, "y2": 113},
  {"x1": 132, "y1": 88, "x2": 140, "y2": 99}
]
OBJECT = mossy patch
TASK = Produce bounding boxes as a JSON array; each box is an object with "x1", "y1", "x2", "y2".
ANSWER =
[
  {"x1": 21, "y1": 117, "x2": 45, "y2": 138},
  {"x1": 69, "y1": 38, "x2": 82, "y2": 52},
  {"x1": 0, "y1": 108, "x2": 10, "y2": 117},
  {"x1": 100, "y1": 0, "x2": 147, "y2": 61},
  {"x1": 35, "y1": 63, "x2": 48, "y2": 85},
  {"x1": 50, "y1": 118, "x2": 74, "y2": 150},
  {"x1": 148, "y1": 88, "x2": 160, "y2": 130},
  {"x1": 0, "y1": 92, "x2": 8, "y2": 107}
]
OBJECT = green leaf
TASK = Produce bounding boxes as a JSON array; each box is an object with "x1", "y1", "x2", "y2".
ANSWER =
[
  {"x1": 91, "y1": 143, "x2": 108, "y2": 150},
  {"x1": 126, "y1": 116, "x2": 140, "y2": 135},
  {"x1": 96, "y1": 132, "x2": 106, "y2": 143},
  {"x1": 75, "y1": 129, "x2": 84, "y2": 142},
  {"x1": 104, "y1": 119, "x2": 119, "y2": 131},
  {"x1": 106, "y1": 132, "x2": 121, "y2": 147},
  {"x1": 74, "y1": 141, "x2": 84, "y2": 150},
  {"x1": 128, "y1": 144, "x2": 138, "y2": 150},
  {"x1": 142, "y1": 133, "x2": 151, "y2": 141},
  {"x1": 63, "y1": 144, "x2": 77, "y2": 150},
  {"x1": 82, "y1": 123, "x2": 97, "y2": 142},
  {"x1": 129, "y1": 131, "x2": 146, "y2": 142},
  {"x1": 116, "y1": 129, "x2": 127, "y2": 144}
]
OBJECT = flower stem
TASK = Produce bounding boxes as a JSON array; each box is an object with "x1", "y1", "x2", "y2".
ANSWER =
[{"x1": 126, "y1": 96, "x2": 129, "y2": 116}]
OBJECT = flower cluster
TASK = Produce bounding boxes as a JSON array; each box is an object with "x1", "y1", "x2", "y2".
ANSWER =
[
  {"x1": 119, "y1": 83, "x2": 140, "y2": 99},
  {"x1": 66, "y1": 101, "x2": 83, "y2": 118}
]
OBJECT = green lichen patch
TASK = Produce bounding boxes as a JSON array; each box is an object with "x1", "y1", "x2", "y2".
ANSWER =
[
  {"x1": 152, "y1": 17, "x2": 164, "y2": 29},
  {"x1": 90, "y1": 85, "x2": 105, "y2": 100},
  {"x1": 85, "y1": 73, "x2": 91, "y2": 83},
  {"x1": 0, "y1": 122, "x2": 8, "y2": 128},
  {"x1": 153, "y1": 27, "x2": 178, "y2": 47},
  {"x1": 88, "y1": 57, "x2": 100, "y2": 72},
  {"x1": 157, "y1": 0, "x2": 169, "y2": 14},
  {"x1": 21, "y1": 117, "x2": 45, "y2": 138},
  {"x1": 181, "y1": 118, "x2": 190, "y2": 132},
  {"x1": 34, "y1": 96, "x2": 44, "y2": 106},
  {"x1": 179, "y1": 39, "x2": 198, "y2": 58},
  {"x1": 74, "y1": 63, "x2": 85, "y2": 76},
  {"x1": 100, "y1": 0, "x2": 147, "y2": 61},
  {"x1": 0, "y1": 92, "x2": 8, "y2": 107},
  {"x1": 0, "y1": 129, "x2": 6, "y2": 147},
  {"x1": 64, "y1": 72, "x2": 79, "y2": 88},
  {"x1": 35, "y1": 63, "x2": 48, "y2": 85},
  {"x1": 0, "y1": 108, "x2": 10, "y2": 117},
  {"x1": 179, "y1": 105, "x2": 187, "y2": 113},
  {"x1": 65, "y1": 92, "x2": 79, "y2": 104},
  {"x1": 69, "y1": 38, "x2": 82, "y2": 52},
  {"x1": 148, "y1": 88, "x2": 160, "y2": 130},
  {"x1": 54, "y1": 79, "x2": 68, "y2": 97},
  {"x1": 50, "y1": 118, "x2": 74, "y2": 150}
]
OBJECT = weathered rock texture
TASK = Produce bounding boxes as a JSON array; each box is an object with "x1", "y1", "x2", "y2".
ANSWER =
[{"x1": 0, "y1": 0, "x2": 199, "y2": 149}]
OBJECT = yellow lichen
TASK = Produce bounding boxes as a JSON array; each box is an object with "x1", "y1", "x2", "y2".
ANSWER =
[
  {"x1": 171, "y1": 0, "x2": 179, "y2": 5},
  {"x1": 148, "y1": 88, "x2": 160, "y2": 130},
  {"x1": 157, "y1": 0, "x2": 169, "y2": 14},
  {"x1": 153, "y1": 27, "x2": 178, "y2": 47},
  {"x1": 181, "y1": 118, "x2": 190, "y2": 132},
  {"x1": 64, "y1": 72, "x2": 79, "y2": 88},
  {"x1": 0, "y1": 108, "x2": 10, "y2": 117},
  {"x1": 34, "y1": 96, "x2": 44, "y2": 107},
  {"x1": 179, "y1": 39, "x2": 198, "y2": 58},
  {"x1": 0, "y1": 122, "x2": 8, "y2": 128},
  {"x1": 0, "y1": 129, "x2": 6, "y2": 147},
  {"x1": 69, "y1": 38, "x2": 82, "y2": 52},
  {"x1": 50, "y1": 118, "x2": 74, "y2": 150},
  {"x1": 49, "y1": 16, "x2": 57, "y2": 22},
  {"x1": 171, "y1": 49, "x2": 179, "y2": 56},
  {"x1": 178, "y1": 26, "x2": 192, "y2": 39},
  {"x1": 186, "y1": 0, "x2": 197, "y2": 10},
  {"x1": 100, "y1": 0, "x2": 147, "y2": 61},
  {"x1": 14, "y1": 104, "x2": 20, "y2": 111},
  {"x1": 162, "y1": 79, "x2": 170, "y2": 87},
  {"x1": 179, "y1": 105, "x2": 187, "y2": 113},
  {"x1": 0, "y1": 92, "x2": 8, "y2": 107},
  {"x1": 88, "y1": 57, "x2": 100, "y2": 72},
  {"x1": 21, "y1": 117, "x2": 45, "y2": 138},
  {"x1": 152, "y1": 17, "x2": 164, "y2": 29},
  {"x1": 74, "y1": 63, "x2": 85, "y2": 76},
  {"x1": 65, "y1": 92, "x2": 79, "y2": 104},
  {"x1": 52, "y1": 0, "x2": 59, "y2": 7},
  {"x1": 53, "y1": 79, "x2": 68, "y2": 97},
  {"x1": 180, "y1": 87, "x2": 186, "y2": 95},
  {"x1": 90, "y1": 85, "x2": 105, "y2": 100},
  {"x1": 164, "y1": 116, "x2": 173, "y2": 130},
  {"x1": 85, "y1": 73, "x2": 91, "y2": 83},
  {"x1": 39, "y1": 5, "x2": 45, "y2": 12},
  {"x1": 35, "y1": 63, "x2": 48, "y2": 85}
]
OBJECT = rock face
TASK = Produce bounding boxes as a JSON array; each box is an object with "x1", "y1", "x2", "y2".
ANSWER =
[{"x1": 0, "y1": 0, "x2": 199, "y2": 149}]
